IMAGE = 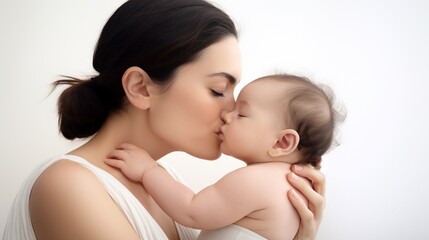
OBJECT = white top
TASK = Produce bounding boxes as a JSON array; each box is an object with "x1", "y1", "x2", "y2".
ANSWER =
[
  {"x1": 2, "y1": 155, "x2": 199, "y2": 240},
  {"x1": 198, "y1": 224, "x2": 267, "y2": 240}
]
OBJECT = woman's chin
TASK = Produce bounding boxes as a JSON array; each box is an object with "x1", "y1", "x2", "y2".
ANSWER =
[
  {"x1": 187, "y1": 148, "x2": 222, "y2": 160},
  {"x1": 205, "y1": 150, "x2": 222, "y2": 160}
]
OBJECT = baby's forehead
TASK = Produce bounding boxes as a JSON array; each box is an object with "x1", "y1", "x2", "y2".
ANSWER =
[
  {"x1": 239, "y1": 78, "x2": 287, "y2": 99},
  {"x1": 235, "y1": 80, "x2": 289, "y2": 112}
]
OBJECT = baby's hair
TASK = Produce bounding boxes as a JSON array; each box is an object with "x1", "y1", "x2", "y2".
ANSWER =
[{"x1": 258, "y1": 74, "x2": 346, "y2": 169}]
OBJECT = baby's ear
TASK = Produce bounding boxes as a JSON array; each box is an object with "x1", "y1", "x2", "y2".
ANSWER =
[
  {"x1": 122, "y1": 66, "x2": 156, "y2": 110},
  {"x1": 268, "y1": 129, "x2": 300, "y2": 157}
]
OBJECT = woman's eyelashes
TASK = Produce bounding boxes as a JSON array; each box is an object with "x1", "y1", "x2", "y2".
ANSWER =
[{"x1": 211, "y1": 89, "x2": 225, "y2": 97}]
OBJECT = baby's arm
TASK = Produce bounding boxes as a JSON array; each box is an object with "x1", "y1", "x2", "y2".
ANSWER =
[
  {"x1": 105, "y1": 143, "x2": 267, "y2": 230},
  {"x1": 143, "y1": 163, "x2": 269, "y2": 230}
]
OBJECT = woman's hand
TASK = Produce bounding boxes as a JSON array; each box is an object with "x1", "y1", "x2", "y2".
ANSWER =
[
  {"x1": 105, "y1": 143, "x2": 157, "y2": 182},
  {"x1": 287, "y1": 164, "x2": 325, "y2": 240}
]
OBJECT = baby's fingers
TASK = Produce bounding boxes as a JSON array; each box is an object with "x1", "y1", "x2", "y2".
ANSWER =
[
  {"x1": 107, "y1": 149, "x2": 129, "y2": 161},
  {"x1": 105, "y1": 158, "x2": 125, "y2": 169},
  {"x1": 116, "y1": 143, "x2": 139, "y2": 150}
]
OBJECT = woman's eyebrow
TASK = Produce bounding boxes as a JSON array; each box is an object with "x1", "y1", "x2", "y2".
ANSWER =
[{"x1": 207, "y1": 72, "x2": 237, "y2": 85}]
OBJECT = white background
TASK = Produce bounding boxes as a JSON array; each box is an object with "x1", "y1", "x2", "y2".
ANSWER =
[{"x1": 1, "y1": 0, "x2": 429, "y2": 239}]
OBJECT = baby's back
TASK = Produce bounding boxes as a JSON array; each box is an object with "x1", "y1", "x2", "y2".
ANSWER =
[{"x1": 234, "y1": 162, "x2": 299, "y2": 240}]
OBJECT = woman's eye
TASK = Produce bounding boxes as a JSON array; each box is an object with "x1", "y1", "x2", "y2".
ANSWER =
[{"x1": 211, "y1": 89, "x2": 225, "y2": 97}]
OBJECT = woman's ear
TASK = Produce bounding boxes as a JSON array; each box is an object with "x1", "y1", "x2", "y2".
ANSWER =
[
  {"x1": 268, "y1": 129, "x2": 300, "y2": 157},
  {"x1": 122, "y1": 66, "x2": 155, "y2": 110}
]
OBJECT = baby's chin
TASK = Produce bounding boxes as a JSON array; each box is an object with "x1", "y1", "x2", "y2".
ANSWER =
[{"x1": 220, "y1": 144, "x2": 233, "y2": 157}]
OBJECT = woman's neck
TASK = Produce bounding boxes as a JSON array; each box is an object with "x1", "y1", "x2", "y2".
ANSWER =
[
  {"x1": 69, "y1": 108, "x2": 174, "y2": 165},
  {"x1": 68, "y1": 109, "x2": 180, "y2": 239}
]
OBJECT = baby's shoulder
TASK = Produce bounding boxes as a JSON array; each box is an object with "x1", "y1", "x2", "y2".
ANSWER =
[
  {"x1": 245, "y1": 162, "x2": 293, "y2": 175},
  {"x1": 227, "y1": 162, "x2": 293, "y2": 189}
]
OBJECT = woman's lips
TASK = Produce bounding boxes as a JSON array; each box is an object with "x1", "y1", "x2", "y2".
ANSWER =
[{"x1": 216, "y1": 128, "x2": 225, "y2": 140}]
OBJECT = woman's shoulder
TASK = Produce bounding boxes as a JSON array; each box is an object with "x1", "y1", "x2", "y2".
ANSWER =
[
  {"x1": 32, "y1": 159, "x2": 99, "y2": 193},
  {"x1": 30, "y1": 159, "x2": 112, "y2": 219},
  {"x1": 30, "y1": 159, "x2": 140, "y2": 239}
]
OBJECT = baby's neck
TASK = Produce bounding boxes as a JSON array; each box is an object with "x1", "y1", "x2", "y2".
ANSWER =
[{"x1": 244, "y1": 151, "x2": 302, "y2": 166}]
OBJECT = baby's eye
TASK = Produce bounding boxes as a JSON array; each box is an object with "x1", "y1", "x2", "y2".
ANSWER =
[
  {"x1": 238, "y1": 113, "x2": 246, "y2": 118},
  {"x1": 211, "y1": 89, "x2": 225, "y2": 97}
]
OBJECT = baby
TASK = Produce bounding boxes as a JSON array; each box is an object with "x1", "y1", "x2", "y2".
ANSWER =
[{"x1": 105, "y1": 74, "x2": 344, "y2": 240}]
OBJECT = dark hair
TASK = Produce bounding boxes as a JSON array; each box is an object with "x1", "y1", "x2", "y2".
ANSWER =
[
  {"x1": 53, "y1": 0, "x2": 237, "y2": 140},
  {"x1": 260, "y1": 74, "x2": 346, "y2": 169}
]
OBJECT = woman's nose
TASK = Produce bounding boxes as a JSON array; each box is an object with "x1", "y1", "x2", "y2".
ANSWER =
[
  {"x1": 221, "y1": 110, "x2": 233, "y2": 124},
  {"x1": 225, "y1": 96, "x2": 236, "y2": 112}
]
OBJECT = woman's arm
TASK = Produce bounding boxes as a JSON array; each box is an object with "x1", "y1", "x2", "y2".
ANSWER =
[
  {"x1": 30, "y1": 160, "x2": 140, "y2": 240},
  {"x1": 287, "y1": 164, "x2": 325, "y2": 240}
]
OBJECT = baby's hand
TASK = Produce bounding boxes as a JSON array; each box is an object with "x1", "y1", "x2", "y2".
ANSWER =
[{"x1": 105, "y1": 143, "x2": 157, "y2": 182}]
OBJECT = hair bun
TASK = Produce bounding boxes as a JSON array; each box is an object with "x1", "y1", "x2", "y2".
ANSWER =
[{"x1": 55, "y1": 76, "x2": 109, "y2": 139}]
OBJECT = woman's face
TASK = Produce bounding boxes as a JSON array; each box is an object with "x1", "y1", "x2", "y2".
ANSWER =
[{"x1": 147, "y1": 36, "x2": 241, "y2": 159}]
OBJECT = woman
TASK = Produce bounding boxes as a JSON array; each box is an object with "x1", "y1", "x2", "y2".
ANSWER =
[{"x1": 3, "y1": 0, "x2": 325, "y2": 239}]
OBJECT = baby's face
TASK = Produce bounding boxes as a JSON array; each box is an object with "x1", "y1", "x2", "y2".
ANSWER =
[{"x1": 219, "y1": 79, "x2": 286, "y2": 163}]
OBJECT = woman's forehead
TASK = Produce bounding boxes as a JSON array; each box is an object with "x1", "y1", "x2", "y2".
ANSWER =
[{"x1": 192, "y1": 36, "x2": 241, "y2": 80}]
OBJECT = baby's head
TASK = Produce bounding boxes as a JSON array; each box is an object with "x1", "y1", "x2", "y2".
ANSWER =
[{"x1": 220, "y1": 74, "x2": 345, "y2": 168}]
